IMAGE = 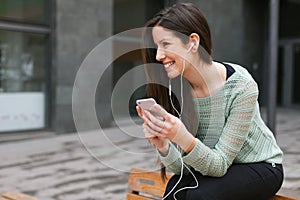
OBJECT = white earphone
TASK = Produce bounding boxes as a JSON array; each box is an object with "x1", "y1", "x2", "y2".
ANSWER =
[
  {"x1": 168, "y1": 42, "x2": 195, "y2": 118},
  {"x1": 187, "y1": 42, "x2": 195, "y2": 52}
]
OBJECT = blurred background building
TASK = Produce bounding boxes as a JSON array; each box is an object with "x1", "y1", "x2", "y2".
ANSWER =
[{"x1": 0, "y1": 0, "x2": 299, "y2": 134}]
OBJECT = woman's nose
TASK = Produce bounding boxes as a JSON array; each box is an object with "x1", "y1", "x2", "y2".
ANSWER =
[{"x1": 156, "y1": 48, "x2": 165, "y2": 61}]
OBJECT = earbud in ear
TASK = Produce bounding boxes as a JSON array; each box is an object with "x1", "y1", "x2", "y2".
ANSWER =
[{"x1": 187, "y1": 43, "x2": 194, "y2": 52}]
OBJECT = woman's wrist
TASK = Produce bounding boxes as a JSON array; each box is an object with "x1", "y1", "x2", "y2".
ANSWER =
[
  {"x1": 172, "y1": 129, "x2": 196, "y2": 153},
  {"x1": 184, "y1": 138, "x2": 197, "y2": 153},
  {"x1": 157, "y1": 141, "x2": 170, "y2": 156}
]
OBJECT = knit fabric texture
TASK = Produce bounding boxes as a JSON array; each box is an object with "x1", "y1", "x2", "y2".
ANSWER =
[{"x1": 159, "y1": 63, "x2": 283, "y2": 177}]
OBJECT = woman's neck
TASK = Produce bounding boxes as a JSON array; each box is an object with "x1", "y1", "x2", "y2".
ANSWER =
[{"x1": 184, "y1": 61, "x2": 226, "y2": 98}]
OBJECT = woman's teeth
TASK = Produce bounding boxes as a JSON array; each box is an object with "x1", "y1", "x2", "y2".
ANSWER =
[{"x1": 165, "y1": 62, "x2": 175, "y2": 68}]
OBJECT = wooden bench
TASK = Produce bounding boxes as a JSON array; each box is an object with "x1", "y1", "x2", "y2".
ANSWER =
[
  {"x1": 127, "y1": 168, "x2": 298, "y2": 200},
  {"x1": 1, "y1": 192, "x2": 38, "y2": 200},
  {"x1": 127, "y1": 168, "x2": 173, "y2": 200}
]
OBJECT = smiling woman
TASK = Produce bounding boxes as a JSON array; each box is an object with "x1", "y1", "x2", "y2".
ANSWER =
[{"x1": 135, "y1": 2, "x2": 284, "y2": 200}]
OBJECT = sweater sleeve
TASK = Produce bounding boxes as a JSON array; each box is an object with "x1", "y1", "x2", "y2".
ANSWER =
[
  {"x1": 158, "y1": 142, "x2": 182, "y2": 174},
  {"x1": 182, "y1": 80, "x2": 259, "y2": 177},
  {"x1": 158, "y1": 142, "x2": 193, "y2": 175},
  {"x1": 159, "y1": 79, "x2": 259, "y2": 176}
]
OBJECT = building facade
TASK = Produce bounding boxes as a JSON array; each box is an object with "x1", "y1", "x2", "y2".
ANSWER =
[{"x1": 0, "y1": 0, "x2": 299, "y2": 134}]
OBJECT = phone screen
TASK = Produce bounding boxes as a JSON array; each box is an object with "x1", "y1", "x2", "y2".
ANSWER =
[
  {"x1": 136, "y1": 98, "x2": 156, "y2": 112},
  {"x1": 136, "y1": 98, "x2": 163, "y2": 119}
]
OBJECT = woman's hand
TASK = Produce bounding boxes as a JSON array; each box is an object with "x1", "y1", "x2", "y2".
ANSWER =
[
  {"x1": 136, "y1": 105, "x2": 170, "y2": 155},
  {"x1": 142, "y1": 104, "x2": 197, "y2": 153}
]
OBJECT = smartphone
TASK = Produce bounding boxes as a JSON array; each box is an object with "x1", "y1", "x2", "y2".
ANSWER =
[
  {"x1": 136, "y1": 98, "x2": 163, "y2": 119},
  {"x1": 136, "y1": 98, "x2": 163, "y2": 138},
  {"x1": 136, "y1": 98, "x2": 156, "y2": 111}
]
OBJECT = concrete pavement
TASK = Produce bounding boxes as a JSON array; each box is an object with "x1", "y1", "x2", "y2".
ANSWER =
[
  {"x1": 0, "y1": 108, "x2": 299, "y2": 200},
  {"x1": 274, "y1": 108, "x2": 300, "y2": 199}
]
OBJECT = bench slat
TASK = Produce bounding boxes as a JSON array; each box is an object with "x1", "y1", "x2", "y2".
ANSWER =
[
  {"x1": 127, "y1": 168, "x2": 172, "y2": 198},
  {"x1": 269, "y1": 195, "x2": 299, "y2": 200},
  {"x1": 1, "y1": 192, "x2": 38, "y2": 200},
  {"x1": 126, "y1": 193, "x2": 156, "y2": 200}
]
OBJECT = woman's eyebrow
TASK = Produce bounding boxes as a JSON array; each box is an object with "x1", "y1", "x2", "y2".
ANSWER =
[{"x1": 157, "y1": 38, "x2": 170, "y2": 45}]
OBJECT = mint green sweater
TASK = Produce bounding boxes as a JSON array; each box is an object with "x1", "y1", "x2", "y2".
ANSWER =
[{"x1": 159, "y1": 63, "x2": 283, "y2": 177}]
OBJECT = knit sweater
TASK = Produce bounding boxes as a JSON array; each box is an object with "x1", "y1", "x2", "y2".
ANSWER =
[{"x1": 159, "y1": 63, "x2": 283, "y2": 177}]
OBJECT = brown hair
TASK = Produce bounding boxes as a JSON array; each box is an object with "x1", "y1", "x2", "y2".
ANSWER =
[{"x1": 142, "y1": 3, "x2": 213, "y2": 180}]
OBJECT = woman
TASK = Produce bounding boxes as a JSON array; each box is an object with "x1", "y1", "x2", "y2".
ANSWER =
[{"x1": 136, "y1": 3, "x2": 283, "y2": 200}]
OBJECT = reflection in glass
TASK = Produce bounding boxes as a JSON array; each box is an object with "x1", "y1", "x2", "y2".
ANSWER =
[
  {"x1": 0, "y1": 30, "x2": 46, "y2": 92},
  {"x1": 0, "y1": 0, "x2": 47, "y2": 25}
]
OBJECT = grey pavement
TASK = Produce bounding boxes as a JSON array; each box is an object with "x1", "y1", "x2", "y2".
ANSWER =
[{"x1": 0, "y1": 108, "x2": 299, "y2": 200}]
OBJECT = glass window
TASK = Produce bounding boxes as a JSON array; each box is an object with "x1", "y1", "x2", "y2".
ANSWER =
[
  {"x1": 0, "y1": 0, "x2": 49, "y2": 132},
  {"x1": 0, "y1": 30, "x2": 47, "y2": 132},
  {"x1": 0, "y1": 30, "x2": 46, "y2": 93},
  {"x1": 0, "y1": 0, "x2": 48, "y2": 25}
]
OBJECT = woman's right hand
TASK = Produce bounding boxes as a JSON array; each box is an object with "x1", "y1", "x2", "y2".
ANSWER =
[{"x1": 136, "y1": 106, "x2": 170, "y2": 155}]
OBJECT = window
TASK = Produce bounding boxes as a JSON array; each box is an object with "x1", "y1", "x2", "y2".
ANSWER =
[
  {"x1": 0, "y1": 30, "x2": 46, "y2": 92},
  {"x1": 0, "y1": 0, "x2": 48, "y2": 25},
  {"x1": 0, "y1": 0, "x2": 50, "y2": 132}
]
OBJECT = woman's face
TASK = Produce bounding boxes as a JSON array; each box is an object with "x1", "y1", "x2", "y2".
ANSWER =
[{"x1": 152, "y1": 25, "x2": 189, "y2": 79}]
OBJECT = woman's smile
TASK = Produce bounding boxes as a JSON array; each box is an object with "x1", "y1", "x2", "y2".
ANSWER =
[{"x1": 163, "y1": 61, "x2": 175, "y2": 70}]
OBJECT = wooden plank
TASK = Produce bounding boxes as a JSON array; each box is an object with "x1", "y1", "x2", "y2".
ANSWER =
[
  {"x1": 1, "y1": 192, "x2": 38, "y2": 200},
  {"x1": 126, "y1": 193, "x2": 155, "y2": 200},
  {"x1": 269, "y1": 195, "x2": 298, "y2": 200},
  {"x1": 127, "y1": 168, "x2": 173, "y2": 198}
]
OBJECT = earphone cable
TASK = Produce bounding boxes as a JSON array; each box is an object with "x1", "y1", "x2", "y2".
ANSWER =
[{"x1": 163, "y1": 46, "x2": 199, "y2": 200}]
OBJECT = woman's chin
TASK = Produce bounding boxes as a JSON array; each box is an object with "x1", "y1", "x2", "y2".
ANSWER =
[
  {"x1": 166, "y1": 70, "x2": 180, "y2": 79},
  {"x1": 167, "y1": 73, "x2": 180, "y2": 79}
]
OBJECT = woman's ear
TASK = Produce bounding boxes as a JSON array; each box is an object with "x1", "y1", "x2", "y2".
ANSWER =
[{"x1": 189, "y1": 33, "x2": 200, "y2": 52}]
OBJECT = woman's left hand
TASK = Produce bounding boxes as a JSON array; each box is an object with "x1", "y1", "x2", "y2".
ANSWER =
[{"x1": 144, "y1": 104, "x2": 197, "y2": 153}]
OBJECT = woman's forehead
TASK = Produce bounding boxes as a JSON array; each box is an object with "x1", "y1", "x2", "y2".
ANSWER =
[{"x1": 152, "y1": 26, "x2": 178, "y2": 43}]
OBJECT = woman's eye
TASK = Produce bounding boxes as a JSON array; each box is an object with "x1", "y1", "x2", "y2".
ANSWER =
[{"x1": 162, "y1": 42, "x2": 170, "y2": 47}]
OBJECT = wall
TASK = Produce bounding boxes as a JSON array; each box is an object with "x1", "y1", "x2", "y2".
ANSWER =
[{"x1": 53, "y1": 0, "x2": 113, "y2": 133}]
